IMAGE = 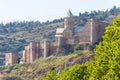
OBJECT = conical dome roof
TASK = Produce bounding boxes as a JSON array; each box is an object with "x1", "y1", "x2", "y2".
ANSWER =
[{"x1": 66, "y1": 10, "x2": 73, "y2": 17}]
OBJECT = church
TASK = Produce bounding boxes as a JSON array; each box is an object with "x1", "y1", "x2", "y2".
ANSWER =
[
  {"x1": 55, "y1": 10, "x2": 108, "y2": 46},
  {"x1": 5, "y1": 10, "x2": 109, "y2": 65}
]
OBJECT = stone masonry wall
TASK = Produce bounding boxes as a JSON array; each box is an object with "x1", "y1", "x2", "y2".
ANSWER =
[{"x1": 5, "y1": 53, "x2": 18, "y2": 65}]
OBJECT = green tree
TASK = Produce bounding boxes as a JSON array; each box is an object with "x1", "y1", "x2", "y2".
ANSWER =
[
  {"x1": 58, "y1": 64, "x2": 88, "y2": 80},
  {"x1": 41, "y1": 70, "x2": 57, "y2": 80},
  {"x1": 93, "y1": 15, "x2": 120, "y2": 79}
]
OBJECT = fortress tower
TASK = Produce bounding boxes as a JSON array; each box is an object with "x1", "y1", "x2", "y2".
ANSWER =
[
  {"x1": 29, "y1": 42, "x2": 41, "y2": 62},
  {"x1": 76, "y1": 18, "x2": 108, "y2": 45},
  {"x1": 64, "y1": 10, "x2": 75, "y2": 29},
  {"x1": 5, "y1": 53, "x2": 18, "y2": 65},
  {"x1": 43, "y1": 40, "x2": 51, "y2": 58},
  {"x1": 89, "y1": 19, "x2": 99, "y2": 44},
  {"x1": 20, "y1": 10, "x2": 109, "y2": 64},
  {"x1": 89, "y1": 19, "x2": 108, "y2": 44},
  {"x1": 22, "y1": 42, "x2": 41, "y2": 63}
]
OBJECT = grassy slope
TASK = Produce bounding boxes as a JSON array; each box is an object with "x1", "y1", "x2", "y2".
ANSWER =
[{"x1": 0, "y1": 50, "x2": 93, "y2": 80}]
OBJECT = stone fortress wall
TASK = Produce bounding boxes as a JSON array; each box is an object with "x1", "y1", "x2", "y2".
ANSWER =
[{"x1": 5, "y1": 10, "x2": 109, "y2": 65}]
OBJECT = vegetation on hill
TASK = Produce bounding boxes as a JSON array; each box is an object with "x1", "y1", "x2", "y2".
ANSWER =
[
  {"x1": 41, "y1": 14, "x2": 120, "y2": 80},
  {"x1": 0, "y1": 10, "x2": 120, "y2": 80},
  {"x1": 0, "y1": 6, "x2": 120, "y2": 53},
  {"x1": 0, "y1": 50, "x2": 93, "y2": 80}
]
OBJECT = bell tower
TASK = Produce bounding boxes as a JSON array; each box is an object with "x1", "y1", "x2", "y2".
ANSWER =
[{"x1": 64, "y1": 10, "x2": 75, "y2": 29}]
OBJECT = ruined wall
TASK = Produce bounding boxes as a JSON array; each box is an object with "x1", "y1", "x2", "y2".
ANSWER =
[
  {"x1": 98, "y1": 22, "x2": 109, "y2": 40},
  {"x1": 5, "y1": 53, "x2": 18, "y2": 65},
  {"x1": 21, "y1": 13, "x2": 109, "y2": 63},
  {"x1": 91, "y1": 19, "x2": 99, "y2": 44},
  {"x1": 24, "y1": 46, "x2": 30, "y2": 62},
  {"x1": 22, "y1": 41, "x2": 62, "y2": 63},
  {"x1": 44, "y1": 40, "x2": 51, "y2": 58},
  {"x1": 76, "y1": 20, "x2": 91, "y2": 43},
  {"x1": 75, "y1": 19, "x2": 108, "y2": 44},
  {"x1": 49, "y1": 42, "x2": 58, "y2": 55},
  {"x1": 22, "y1": 42, "x2": 42, "y2": 63},
  {"x1": 29, "y1": 42, "x2": 41, "y2": 62}
]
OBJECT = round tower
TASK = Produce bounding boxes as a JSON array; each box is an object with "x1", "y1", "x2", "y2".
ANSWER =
[{"x1": 64, "y1": 10, "x2": 75, "y2": 29}]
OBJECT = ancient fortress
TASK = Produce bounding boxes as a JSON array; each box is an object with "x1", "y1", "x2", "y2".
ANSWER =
[{"x1": 5, "y1": 10, "x2": 108, "y2": 65}]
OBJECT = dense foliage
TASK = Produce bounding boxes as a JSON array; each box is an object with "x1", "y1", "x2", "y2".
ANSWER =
[
  {"x1": 0, "y1": 6, "x2": 120, "y2": 53},
  {"x1": 41, "y1": 15, "x2": 120, "y2": 80}
]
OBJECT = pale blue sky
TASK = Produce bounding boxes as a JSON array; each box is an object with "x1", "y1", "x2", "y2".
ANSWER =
[{"x1": 0, "y1": 0, "x2": 120, "y2": 23}]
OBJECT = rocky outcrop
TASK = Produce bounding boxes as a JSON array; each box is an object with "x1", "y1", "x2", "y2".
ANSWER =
[{"x1": 64, "y1": 52, "x2": 94, "y2": 67}]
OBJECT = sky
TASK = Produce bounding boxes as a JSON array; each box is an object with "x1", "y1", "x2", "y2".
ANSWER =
[{"x1": 0, "y1": 0, "x2": 120, "y2": 23}]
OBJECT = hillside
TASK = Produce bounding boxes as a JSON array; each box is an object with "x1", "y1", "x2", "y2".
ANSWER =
[
  {"x1": 0, "y1": 21, "x2": 64, "y2": 53},
  {"x1": 0, "y1": 6, "x2": 120, "y2": 53},
  {"x1": 0, "y1": 6, "x2": 120, "y2": 80},
  {"x1": 40, "y1": 14, "x2": 120, "y2": 80},
  {"x1": 0, "y1": 14, "x2": 120, "y2": 79},
  {"x1": 0, "y1": 50, "x2": 93, "y2": 80}
]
